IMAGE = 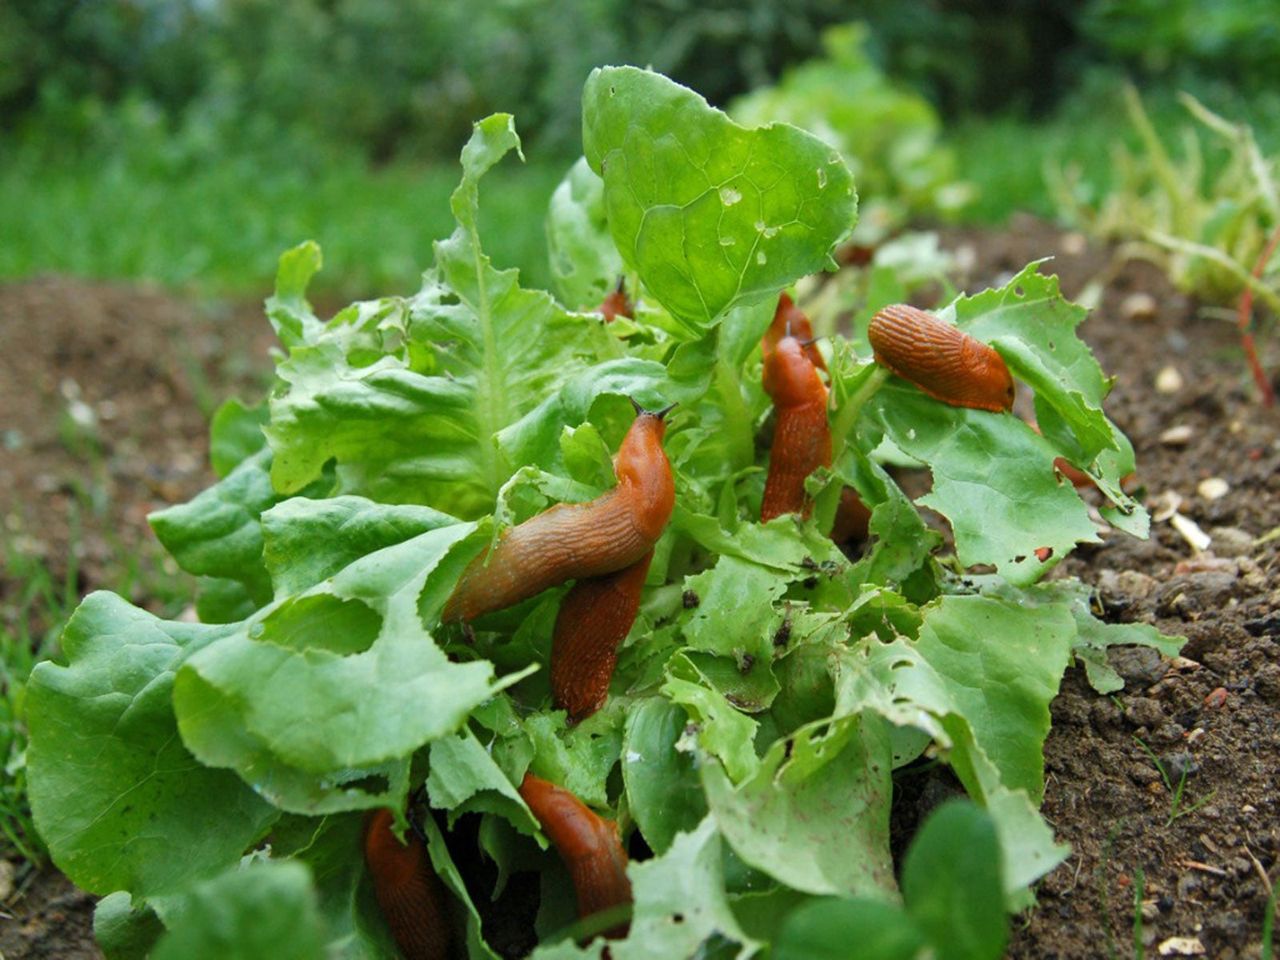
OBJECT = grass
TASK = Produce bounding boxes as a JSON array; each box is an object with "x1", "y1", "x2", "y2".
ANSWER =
[
  {"x1": 1133, "y1": 736, "x2": 1217, "y2": 827},
  {"x1": 951, "y1": 80, "x2": 1280, "y2": 225},
  {"x1": 0, "y1": 143, "x2": 567, "y2": 301}
]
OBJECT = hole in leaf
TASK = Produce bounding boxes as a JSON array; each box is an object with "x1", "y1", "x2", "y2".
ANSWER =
[{"x1": 255, "y1": 594, "x2": 382, "y2": 656}]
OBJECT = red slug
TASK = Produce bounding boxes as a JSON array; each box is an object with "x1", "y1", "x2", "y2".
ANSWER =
[
  {"x1": 831, "y1": 487, "x2": 872, "y2": 543},
  {"x1": 518, "y1": 772, "x2": 632, "y2": 937},
  {"x1": 599, "y1": 279, "x2": 634, "y2": 324},
  {"x1": 868, "y1": 304, "x2": 1015, "y2": 413},
  {"x1": 761, "y1": 335, "x2": 832, "y2": 522},
  {"x1": 551, "y1": 549, "x2": 652, "y2": 722},
  {"x1": 764, "y1": 292, "x2": 827, "y2": 373},
  {"x1": 363, "y1": 809, "x2": 451, "y2": 960},
  {"x1": 442, "y1": 406, "x2": 675, "y2": 623}
]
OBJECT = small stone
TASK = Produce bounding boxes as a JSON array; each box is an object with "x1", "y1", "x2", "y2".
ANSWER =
[
  {"x1": 1142, "y1": 900, "x2": 1160, "y2": 921},
  {"x1": 1161, "y1": 751, "x2": 1198, "y2": 783},
  {"x1": 1207, "y1": 527, "x2": 1252, "y2": 558},
  {"x1": 0, "y1": 859, "x2": 13, "y2": 900},
  {"x1": 1152, "y1": 721, "x2": 1185, "y2": 744},
  {"x1": 1203, "y1": 687, "x2": 1228, "y2": 709},
  {"x1": 1061, "y1": 231, "x2": 1088, "y2": 256},
  {"x1": 1125, "y1": 696, "x2": 1165, "y2": 728},
  {"x1": 1158, "y1": 936, "x2": 1205, "y2": 956},
  {"x1": 1254, "y1": 663, "x2": 1280, "y2": 703},
  {"x1": 1123, "y1": 292, "x2": 1159, "y2": 322},
  {"x1": 1155, "y1": 365, "x2": 1185, "y2": 393},
  {"x1": 1196, "y1": 477, "x2": 1229, "y2": 500},
  {"x1": 1109, "y1": 646, "x2": 1169, "y2": 687},
  {"x1": 1160, "y1": 425, "x2": 1195, "y2": 446}
]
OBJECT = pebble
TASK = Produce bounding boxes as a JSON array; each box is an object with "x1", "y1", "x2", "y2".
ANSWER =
[
  {"x1": 0, "y1": 859, "x2": 12, "y2": 901},
  {"x1": 1158, "y1": 936, "x2": 1205, "y2": 956},
  {"x1": 1206, "y1": 527, "x2": 1252, "y2": 558},
  {"x1": 1155, "y1": 365, "x2": 1185, "y2": 393},
  {"x1": 1254, "y1": 663, "x2": 1280, "y2": 703},
  {"x1": 1160, "y1": 425, "x2": 1195, "y2": 446},
  {"x1": 1203, "y1": 687, "x2": 1229, "y2": 709},
  {"x1": 1123, "y1": 291, "x2": 1159, "y2": 321},
  {"x1": 1109, "y1": 646, "x2": 1169, "y2": 687},
  {"x1": 1196, "y1": 477, "x2": 1229, "y2": 500},
  {"x1": 1125, "y1": 696, "x2": 1165, "y2": 728},
  {"x1": 1161, "y1": 751, "x2": 1198, "y2": 782}
]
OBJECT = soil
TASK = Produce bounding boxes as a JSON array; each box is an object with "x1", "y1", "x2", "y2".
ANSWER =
[{"x1": 1, "y1": 220, "x2": 1277, "y2": 958}]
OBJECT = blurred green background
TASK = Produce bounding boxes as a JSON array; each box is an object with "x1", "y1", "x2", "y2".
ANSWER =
[{"x1": 3, "y1": 0, "x2": 1277, "y2": 299}]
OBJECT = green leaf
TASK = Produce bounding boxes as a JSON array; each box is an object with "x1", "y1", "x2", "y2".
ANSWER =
[
  {"x1": 902, "y1": 801, "x2": 1008, "y2": 960},
  {"x1": 870, "y1": 384, "x2": 1099, "y2": 585},
  {"x1": 94, "y1": 892, "x2": 165, "y2": 960},
  {"x1": 266, "y1": 241, "x2": 324, "y2": 349},
  {"x1": 773, "y1": 898, "x2": 924, "y2": 960},
  {"x1": 546, "y1": 157, "x2": 625, "y2": 310},
  {"x1": 265, "y1": 116, "x2": 605, "y2": 515},
  {"x1": 209, "y1": 398, "x2": 269, "y2": 479},
  {"x1": 427, "y1": 728, "x2": 539, "y2": 835},
  {"x1": 524, "y1": 710, "x2": 624, "y2": 810},
  {"x1": 26, "y1": 593, "x2": 278, "y2": 897},
  {"x1": 611, "y1": 817, "x2": 758, "y2": 960},
  {"x1": 583, "y1": 66, "x2": 856, "y2": 333},
  {"x1": 622, "y1": 698, "x2": 708, "y2": 854},
  {"x1": 149, "y1": 448, "x2": 278, "y2": 608},
  {"x1": 151, "y1": 861, "x2": 326, "y2": 960},
  {"x1": 914, "y1": 596, "x2": 1073, "y2": 802},
  {"x1": 702, "y1": 713, "x2": 895, "y2": 898},
  {"x1": 173, "y1": 524, "x2": 504, "y2": 813},
  {"x1": 662, "y1": 654, "x2": 759, "y2": 784},
  {"x1": 269, "y1": 812, "x2": 401, "y2": 957},
  {"x1": 261, "y1": 495, "x2": 456, "y2": 597}
]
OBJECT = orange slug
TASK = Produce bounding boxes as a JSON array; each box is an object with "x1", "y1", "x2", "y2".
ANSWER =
[
  {"x1": 761, "y1": 335, "x2": 832, "y2": 522},
  {"x1": 442, "y1": 405, "x2": 675, "y2": 623},
  {"x1": 599, "y1": 278, "x2": 633, "y2": 323},
  {"x1": 831, "y1": 487, "x2": 872, "y2": 543},
  {"x1": 868, "y1": 304, "x2": 1015, "y2": 413},
  {"x1": 518, "y1": 772, "x2": 632, "y2": 937},
  {"x1": 764, "y1": 292, "x2": 827, "y2": 373},
  {"x1": 551, "y1": 549, "x2": 653, "y2": 723},
  {"x1": 363, "y1": 809, "x2": 451, "y2": 960}
]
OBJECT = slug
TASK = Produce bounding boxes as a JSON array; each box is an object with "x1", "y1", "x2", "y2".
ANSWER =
[
  {"x1": 831, "y1": 487, "x2": 872, "y2": 543},
  {"x1": 518, "y1": 772, "x2": 632, "y2": 937},
  {"x1": 868, "y1": 304, "x2": 1015, "y2": 413},
  {"x1": 551, "y1": 549, "x2": 653, "y2": 723},
  {"x1": 599, "y1": 278, "x2": 634, "y2": 323},
  {"x1": 765, "y1": 292, "x2": 827, "y2": 373},
  {"x1": 443, "y1": 404, "x2": 675, "y2": 623},
  {"x1": 761, "y1": 334, "x2": 832, "y2": 522},
  {"x1": 363, "y1": 809, "x2": 451, "y2": 960}
]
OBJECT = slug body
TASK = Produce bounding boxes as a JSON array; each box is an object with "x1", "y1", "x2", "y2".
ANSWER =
[
  {"x1": 443, "y1": 412, "x2": 674, "y2": 623},
  {"x1": 599, "y1": 280, "x2": 633, "y2": 323},
  {"x1": 868, "y1": 304, "x2": 1014, "y2": 413},
  {"x1": 762, "y1": 336, "x2": 832, "y2": 522},
  {"x1": 764, "y1": 293, "x2": 826, "y2": 372},
  {"x1": 518, "y1": 773, "x2": 632, "y2": 936},
  {"x1": 551, "y1": 549, "x2": 653, "y2": 722},
  {"x1": 831, "y1": 487, "x2": 872, "y2": 543},
  {"x1": 363, "y1": 809, "x2": 451, "y2": 960}
]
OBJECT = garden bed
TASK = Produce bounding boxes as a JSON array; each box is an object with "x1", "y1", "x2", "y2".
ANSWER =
[{"x1": 1, "y1": 217, "x2": 1276, "y2": 959}]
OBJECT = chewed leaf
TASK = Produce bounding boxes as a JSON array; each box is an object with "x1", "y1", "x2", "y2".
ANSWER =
[
  {"x1": 173, "y1": 523, "x2": 506, "y2": 813},
  {"x1": 26, "y1": 593, "x2": 278, "y2": 897},
  {"x1": 546, "y1": 157, "x2": 625, "y2": 311},
  {"x1": 583, "y1": 66, "x2": 856, "y2": 333},
  {"x1": 870, "y1": 383, "x2": 1100, "y2": 585}
]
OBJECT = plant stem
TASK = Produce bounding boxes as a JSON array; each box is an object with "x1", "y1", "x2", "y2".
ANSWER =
[
  {"x1": 1235, "y1": 223, "x2": 1280, "y2": 407},
  {"x1": 831, "y1": 366, "x2": 890, "y2": 458}
]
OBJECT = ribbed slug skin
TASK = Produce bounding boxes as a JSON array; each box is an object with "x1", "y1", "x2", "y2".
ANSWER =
[
  {"x1": 868, "y1": 303, "x2": 1014, "y2": 413},
  {"x1": 364, "y1": 810, "x2": 451, "y2": 960},
  {"x1": 762, "y1": 336, "x2": 831, "y2": 522},
  {"x1": 551, "y1": 551, "x2": 653, "y2": 722},
  {"x1": 442, "y1": 413, "x2": 673, "y2": 623},
  {"x1": 519, "y1": 773, "x2": 633, "y2": 937}
]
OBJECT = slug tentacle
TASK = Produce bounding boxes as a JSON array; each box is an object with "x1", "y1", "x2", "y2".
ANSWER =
[
  {"x1": 551, "y1": 550, "x2": 653, "y2": 722},
  {"x1": 518, "y1": 773, "x2": 632, "y2": 937},
  {"x1": 868, "y1": 304, "x2": 1014, "y2": 413},
  {"x1": 442, "y1": 412, "x2": 673, "y2": 623},
  {"x1": 764, "y1": 292, "x2": 827, "y2": 373},
  {"x1": 364, "y1": 809, "x2": 452, "y2": 960}
]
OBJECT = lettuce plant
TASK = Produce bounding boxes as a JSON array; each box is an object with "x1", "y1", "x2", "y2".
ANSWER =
[{"x1": 28, "y1": 67, "x2": 1178, "y2": 959}]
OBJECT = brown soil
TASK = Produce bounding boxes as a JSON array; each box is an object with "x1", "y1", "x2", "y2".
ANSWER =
[{"x1": 1, "y1": 221, "x2": 1277, "y2": 957}]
